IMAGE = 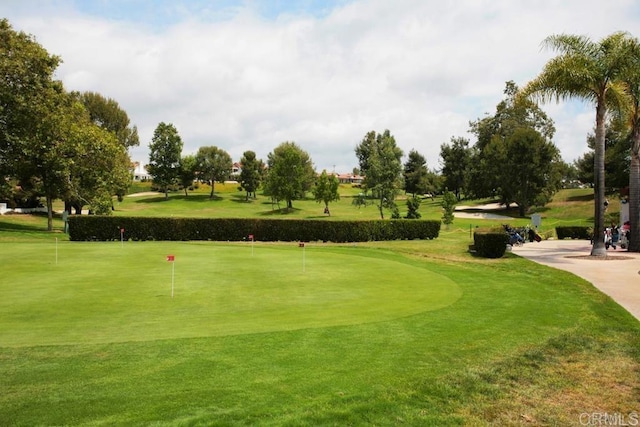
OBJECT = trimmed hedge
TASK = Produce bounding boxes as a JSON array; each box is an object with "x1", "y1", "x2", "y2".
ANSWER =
[
  {"x1": 68, "y1": 216, "x2": 441, "y2": 242},
  {"x1": 473, "y1": 230, "x2": 509, "y2": 258},
  {"x1": 555, "y1": 226, "x2": 592, "y2": 240}
]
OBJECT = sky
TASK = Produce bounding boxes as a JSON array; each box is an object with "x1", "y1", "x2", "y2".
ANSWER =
[{"x1": 3, "y1": 0, "x2": 640, "y2": 173}]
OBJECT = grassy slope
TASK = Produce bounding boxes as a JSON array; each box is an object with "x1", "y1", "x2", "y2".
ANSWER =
[{"x1": 0, "y1": 187, "x2": 638, "y2": 425}]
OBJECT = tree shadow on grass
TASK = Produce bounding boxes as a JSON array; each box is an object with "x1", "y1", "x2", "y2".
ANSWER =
[
  {"x1": 567, "y1": 193, "x2": 594, "y2": 202},
  {"x1": 258, "y1": 207, "x2": 301, "y2": 216},
  {"x1": 229, "y1": 194, "x2": 258, "y2": 204},
  {"x1": 133, "y1": 194, "x2": 224, "y2": 204}
]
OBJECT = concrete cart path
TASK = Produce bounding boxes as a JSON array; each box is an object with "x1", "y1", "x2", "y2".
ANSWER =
[{"x1": 512, "y1": 240, "x2": 640, "y2": 322}]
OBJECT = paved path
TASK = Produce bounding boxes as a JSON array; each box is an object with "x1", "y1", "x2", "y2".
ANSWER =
[{"x1": 512, "y1": 240, "x2": 640, "y2": 322}]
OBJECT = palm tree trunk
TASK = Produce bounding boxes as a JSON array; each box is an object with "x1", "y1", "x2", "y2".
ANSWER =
[
  {"x1": 591, "y1": 101, "x2": 607, "y2": 256},
  {"x1": 628, "y1": 133, "x2": 640, "y2": 252}
]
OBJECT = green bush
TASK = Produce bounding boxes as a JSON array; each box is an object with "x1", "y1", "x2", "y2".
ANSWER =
[
  {"x1": 68, "y1": 216, "x2": 441, "y2": 242},
  {"x1": 555, "y1": 226, "x2": 592, "y2": 240},
  {"x1": 473, "y1": 230, "x2": 509, "y2": 258}
]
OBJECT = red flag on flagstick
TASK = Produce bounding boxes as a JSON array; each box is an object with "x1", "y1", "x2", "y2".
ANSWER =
[
  {"x1": 248, "y1": 234, "x2": 254, "y2": 241},
  {"x1": 299, "y1": 242, "x2": 305, "y2": 248},
  {"x1": 166, "y1": 255, "x2": 175, "y2": 262}
]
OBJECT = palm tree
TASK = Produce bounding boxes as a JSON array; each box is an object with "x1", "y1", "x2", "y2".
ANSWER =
[
  {"x1": 522, "y1": 32, "x2": 631, "y2": 256},
  {"x1": 621, "y1": 37, "x2": 640, "y2": 252}
]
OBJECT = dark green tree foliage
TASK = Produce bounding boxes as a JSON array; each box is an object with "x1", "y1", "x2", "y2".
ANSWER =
[
  {"x1": 196, "y1": 146, "x2": 233, "y2": 199},
  {"x1": 355, "y1": 130, "x2": 404, "y2": 219},
  {"x1": 178, "y1": 155, "x2": 197, "y2": 196},
  {"x1": 312, "y1": 170, "x2": 340, "y2": 216},
  {"x1": 76, "y1": 91, "x2": 139, "y2": 149},
  {"x1": 439, "y1": 137, "x2": 471, "y2": 200},
  {"x1": 264, "y1": 141, "x2": 315, "y2": 210},
  {"x1": 468, "y1": 81, "x2": 556, "y2": 200},
  {"x1": 239, "y1": 150, "x2": 262, "y2": 201},
  {"x1": 147, "y1": 122, "x2": 183, "y2": 199},
  {"x1": 403, "y1": 149, "x2": 429, "y2": 197},
  {"x1": 484, "y1": 128, "x2": 562, "y2": 216},
  {"x1": 405, "y1": 196, "x2": 421, "y2": 219},
  {"x1": 0, "y1": 19, "x2": 62, "y2": 227},
  {"x1": 574, "y1": 120, "x2": 631, "y2": 189}
]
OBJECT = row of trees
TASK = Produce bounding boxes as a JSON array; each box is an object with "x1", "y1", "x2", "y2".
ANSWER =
[
  {"x1": 0, "y1": 19, "x2": 137, "y2": 230},
  {"x1": 147, "y1": 122, "x2": 441, "y2": 219}
]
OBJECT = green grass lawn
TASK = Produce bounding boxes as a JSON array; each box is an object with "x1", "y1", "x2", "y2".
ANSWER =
[{"x1": 0, "y1": 188, "x2": 639, "y2": 425}]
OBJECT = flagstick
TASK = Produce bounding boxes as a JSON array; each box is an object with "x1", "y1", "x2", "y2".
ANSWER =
[
  {"x1": 171, "y1": 261, "x2": 175, "y2": 299},
  {"x1": 302, "y1": 244, "x2": 305, "y2": 273},
  {"x1": 55, "y1": 237, "x2": 58, "y2": 265}
]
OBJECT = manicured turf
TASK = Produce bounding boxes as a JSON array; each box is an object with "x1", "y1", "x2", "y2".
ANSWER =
[
  {"x1": 1, "y1": 188, "x2": 639, "y2": 425},
  {"x1": 0, "y1": 242, "x2": 461, "y2": 346}
]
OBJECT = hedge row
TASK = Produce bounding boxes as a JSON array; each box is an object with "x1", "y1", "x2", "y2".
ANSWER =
[
  {"x1": 473, "y1": 230, "x2": 509, "y2": 258},
  {"x1": 68, "y1": 216, "x2": 441, "y2": 242},
  {"x1": 555, "y1": 226, "x2": 592, "y2": 240}
]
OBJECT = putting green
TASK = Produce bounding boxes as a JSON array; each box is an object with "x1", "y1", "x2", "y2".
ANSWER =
[{"x1": 0, "y1": 242, "x2": 462, "y2": 346}]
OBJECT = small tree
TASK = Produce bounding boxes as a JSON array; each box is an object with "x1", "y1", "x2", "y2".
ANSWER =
[
  {"x1": 404, "y1": 149, "x2": 429, "y2": 197},
  {"x1": 312, "y1": 170, "x2": 340, "y2": 216},
  {"x1": 195, "y1": 146, "x2": 233, "y2": 199},
  {"x1": 405, "y1": 196, "x2": 422, "y2": 219},
  {"x1": 441, "y1": 190, "x2": 457, "y2": 229},
  {"x1": 239, "y1": 150, "x2": 263, "y2": 201},
  {"x1": 178, "y1": 155, "x2": 197, "y2": 196}
]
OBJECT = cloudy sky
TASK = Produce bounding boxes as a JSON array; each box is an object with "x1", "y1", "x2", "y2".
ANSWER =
[{"x1": 3, "y1": 0, "x2": 640, "y2": 173}]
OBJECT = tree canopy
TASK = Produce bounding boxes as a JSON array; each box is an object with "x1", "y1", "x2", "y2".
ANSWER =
[
  {"x1": 264, "y1": 142, "x2": 315, "y2": 210},
  {"x1": 195, "y1": 146, "x2": 233, "y2": 199},
  {"x1": 355, "y1": 130, "x2": 403, "y2": 219},
  {"x1": 147, "y1": 122, "x2": 183, "y2": 199},
  {"x1": 239, "y1": 150, "x2": 263, "y2": 201},
  {"x1": 312, "y1": 170, "x2": 340, "y2": 215}
]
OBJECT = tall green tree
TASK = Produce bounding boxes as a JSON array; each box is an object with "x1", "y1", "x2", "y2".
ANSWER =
[
  {"x1": 439, "y1": 137, "x2": 471, "y2": 200},
  {"x1": 0, "y1": 18, "x2": 62, "y2": 226},
  {"x1": 522, "y1": 32, "x2": 631, "y2": 256},
  {"x1": 312, "y1": 170, "x2": 340, "y2": 216},
  {"x1": 264, "y1": 142, "x2": 315, "y2": 210},
  {"x1": 355, "y1": 130, "x2": 403, "y2": 219},
  {"x1": 195, "y1": 146, "x2": 232, "y2": 199},
  {"x1": 239, "y1": 150, "x2": 263, "y2": 201},
  {"x1": 403, "y1": 149, "x2": 429, "y2": 197},
  {"x1": 147, "y1": 122, "x2": 183, "y2": 200}
]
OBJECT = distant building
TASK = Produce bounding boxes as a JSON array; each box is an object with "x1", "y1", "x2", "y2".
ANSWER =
[
  {"x1": 132, "y1": 162, "x2": 151, "y2": 181},
  {"x1": 336, "y1": 173, "x2": 364, "y2": 184}
]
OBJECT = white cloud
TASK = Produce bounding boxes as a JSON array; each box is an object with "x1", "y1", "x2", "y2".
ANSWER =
[{"x1": 2, "y1": 0, "x2": 640, "y2": 172}]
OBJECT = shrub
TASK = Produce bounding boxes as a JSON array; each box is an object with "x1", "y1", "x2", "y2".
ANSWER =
[
  {"x1": 473, "y1": 230, "x2": 509, "y2": 258},
  {"x1": 555, "y1": 226, "x2": 592, "y2": 240},
  {"x1": 68, "y1": 216, "x2": 441, "y2": 242}
]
